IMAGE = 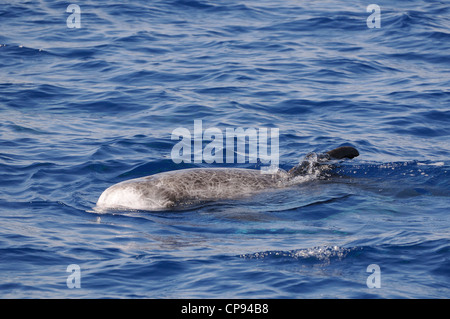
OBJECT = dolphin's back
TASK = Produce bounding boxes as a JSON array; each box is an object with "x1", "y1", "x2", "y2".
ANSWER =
[{"x1": 96, "y1": 168, "x2": 287, "y2": 210}]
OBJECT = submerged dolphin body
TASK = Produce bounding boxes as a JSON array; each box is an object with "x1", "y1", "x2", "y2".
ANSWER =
[{"x1": 95, "y1": 146, "x2": 359, "y2": 211}]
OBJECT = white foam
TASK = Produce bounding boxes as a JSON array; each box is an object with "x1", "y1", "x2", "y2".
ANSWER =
[{"x1": 417, "y1": 161, "x2": 444, "y2": 166}]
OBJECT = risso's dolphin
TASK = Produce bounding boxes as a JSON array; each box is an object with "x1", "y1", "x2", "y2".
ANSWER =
[{"x1": 95, "y1": 146, "x2": 359, "y2": 211}]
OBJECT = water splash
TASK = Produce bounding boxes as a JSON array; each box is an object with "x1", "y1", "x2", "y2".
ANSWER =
[{"x1": 240, "y1": 245, "x2": 352, "y2": 263}]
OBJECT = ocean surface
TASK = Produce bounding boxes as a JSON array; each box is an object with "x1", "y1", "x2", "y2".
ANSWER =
[{"x1": 0, "y1": 0, "x2": 449, "y2": 299}]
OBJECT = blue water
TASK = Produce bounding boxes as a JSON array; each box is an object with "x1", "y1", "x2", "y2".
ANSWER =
[{"x1": 0, "y1": 0, "x2": 449, "y2": 299}]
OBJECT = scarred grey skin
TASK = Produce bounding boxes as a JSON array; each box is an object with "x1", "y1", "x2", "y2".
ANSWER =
[{"x1": 95, "y1": 146, "x2": 359, "y2": 211}]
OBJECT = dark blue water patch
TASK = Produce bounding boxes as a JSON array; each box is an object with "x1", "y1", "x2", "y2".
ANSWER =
[
  {"x1": 169, "y1": 0, "x2": 216, "y2": 10},
  {"x1": 117, "y1": 159, "x2": 187, "y2": 180},
  {"x1": 0, "y1": 45, "x2": 52, "y2": 61},
  {"x1": 387, "y1": 51, "x2": 449, "y2": 65},
  {"x1": 239, "y1": 246, "x2": 365, "y2": 297},
  {"x1": 422, "y1": 30, "x2": 450, "y2": 41},
  {"x1": 111, "y1": 69, "x2": 204, "y2": 85},
  {"x1": 357, "y1": 240, "x2": 450, "y2": 293},
  {"x1": 66, "y1": 99, "x2": 141, "y2": 114},
  {"x1": 14, "y1": 84, "x2": 75, "y2": 102},
  {"x1": 0, "y1": 247, "x2": 62, "y2": 266},
  {"x1": 274, "y1": 99, "x2": 324, "y2": 115},
  {"x1": 69, "y1": 59, "x2": 117, "y2": 74},
  {"x1": 419, "y1": 109, "x2": 450, "y2": 122},
  {"x1": 259, "y1": 14, "x2": 360, "y2": 34},
  {"x1": 386, "y1": 90, "x2": 450, "y2": 103},
  {"x1": 240, "y1": 240, "x2": 450, "y2": 298},
  {"x1": 113, "y1": 32, "x2": 160, "y2": 45},
  {"x1": 401, "y1": 125, "x2": 447, "y2": 137},
  {"x1": 194, "y1": 86, "x2": 249, "y2": 95}
]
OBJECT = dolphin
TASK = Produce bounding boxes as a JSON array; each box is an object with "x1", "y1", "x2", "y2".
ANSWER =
[{"x1": 95, "y1": 146, "x2": 359, "y2": 211}]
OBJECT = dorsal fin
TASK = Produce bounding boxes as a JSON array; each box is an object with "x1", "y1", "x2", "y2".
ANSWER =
[{"x1": 326, "y1": 146, "x2": 359, "y2": 160}]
